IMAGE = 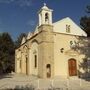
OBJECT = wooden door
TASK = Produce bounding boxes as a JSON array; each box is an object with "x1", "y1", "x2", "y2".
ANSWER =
[{"x1": 68, "y1": 59, "x2": 77, "y2": 76}]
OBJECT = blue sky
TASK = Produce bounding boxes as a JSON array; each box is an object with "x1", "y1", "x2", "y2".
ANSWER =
[{"x1": 0, "y1": 0, "x2": 90, "y2": 40}]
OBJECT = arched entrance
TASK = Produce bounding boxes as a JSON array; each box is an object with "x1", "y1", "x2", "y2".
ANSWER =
[
  {"x1": 68, "y1": 59, "x2": 77, "y2": 76},
  {"x1": 46, "y1": 64, "x2": 51, "y2": 78}
]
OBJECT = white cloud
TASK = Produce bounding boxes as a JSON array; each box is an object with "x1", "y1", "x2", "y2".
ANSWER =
[
  {"x1": 18, "y1": 0, "x2": 32, "y2": 7},
  {"x1": 0, "y1": 0, "x2": 32, "y2": 7},
  {"x1": 0, "y1": 0, "x2": 14, "y2": 3},
  {"x1": 27, "y1": 20, "x2": 36, "y2": 26}
]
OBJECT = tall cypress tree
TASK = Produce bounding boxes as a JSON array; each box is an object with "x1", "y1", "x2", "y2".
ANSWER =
[{"x1": 0, "y1": 32, "x2": 15, "y2": 74}]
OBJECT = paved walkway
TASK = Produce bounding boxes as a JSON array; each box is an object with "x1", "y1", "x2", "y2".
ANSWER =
[{"x1": 0, "y1": 74, "x2": 90, "y2": 90}]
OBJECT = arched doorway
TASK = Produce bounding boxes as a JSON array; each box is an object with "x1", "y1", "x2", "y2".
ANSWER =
[
  {"x1": 46, "y1": 64, "x2": 51, "y2": 78},
  {"x1": 68, "y1": 59, "x2": 77, "y2": 76}
]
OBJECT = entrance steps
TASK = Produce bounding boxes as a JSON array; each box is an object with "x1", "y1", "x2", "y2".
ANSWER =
[{"x1": 0, "y1": 74, "x2": 90, "y2": 90}]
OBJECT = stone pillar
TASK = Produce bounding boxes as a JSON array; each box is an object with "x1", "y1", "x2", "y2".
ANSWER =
[
  {"x1": 21, "y1": 52, "x2": 26, "y2": 74},
  {"x1": 38, "y1": 25, "x2": 54, "y2": 78},
  {"x1": 15, "y1": 50, "x2": 21, "y2": 74},
  {"x1": 15, "y1": 58, "x2": 19, "y2": 73}
]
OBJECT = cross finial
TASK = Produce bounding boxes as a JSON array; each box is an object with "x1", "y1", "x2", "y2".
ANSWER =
[{"x1": 44, "y1": 3, "x2": 46, "y2": 6}]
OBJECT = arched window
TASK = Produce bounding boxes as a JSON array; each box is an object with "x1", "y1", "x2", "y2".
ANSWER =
[
  {"x1": 34, "y1": 55, "x2": 37, "y2": 68},
  {"x1": 26, "y1": 57, "x2": 28, "y2": 74},
  {"x1": 20, "y1": 60, "x2": 21, "y2": 69}
]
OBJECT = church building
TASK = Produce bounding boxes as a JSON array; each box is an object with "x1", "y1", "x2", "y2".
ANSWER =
[{"x1": 15, "y1": 4, "x2": 87, "y2": 78}]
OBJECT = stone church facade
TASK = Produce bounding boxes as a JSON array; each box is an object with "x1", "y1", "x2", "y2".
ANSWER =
[{"x1": 15, "y1": 4, "x2": 87, "y2": 78}]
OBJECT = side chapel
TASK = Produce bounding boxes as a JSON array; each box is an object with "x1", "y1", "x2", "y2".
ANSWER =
[{"x1": 15, "y1": 4, "x2": 87, "y2": 78}]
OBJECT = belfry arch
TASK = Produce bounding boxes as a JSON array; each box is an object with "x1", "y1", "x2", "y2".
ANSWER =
[{"x1": 45, "y1": 13, "x2": 49, "y2": 24}]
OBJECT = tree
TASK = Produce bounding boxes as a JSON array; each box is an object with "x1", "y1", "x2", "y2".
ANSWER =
[
  {"x1": 0, "y1": 32, "x2": 15, "y2": 74},
  {"x1": 79, "y1": 6, "x2": 90, "y2": 79},
  {"x1": 80, "y1": 5, "x2": 90, "y2": 37},
  {"x1": 69, "y1": 36, "x2": 90, "y2": 79},
  {"x1": 15, "y1": 33, "x2": 27, "y2": 48}
]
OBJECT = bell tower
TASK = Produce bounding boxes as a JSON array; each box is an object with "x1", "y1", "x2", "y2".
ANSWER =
[
  {"x1": 38, "y1": 3, "x2": 53, "y2": 26},
  {"x1": 38, "y1": 4, "x2": 54, "y2": 78}
]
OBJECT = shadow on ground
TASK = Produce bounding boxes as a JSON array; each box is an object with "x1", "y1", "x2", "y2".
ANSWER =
[{"x1": 0, "y1": 73, "x2": 13, "y2": 79}]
